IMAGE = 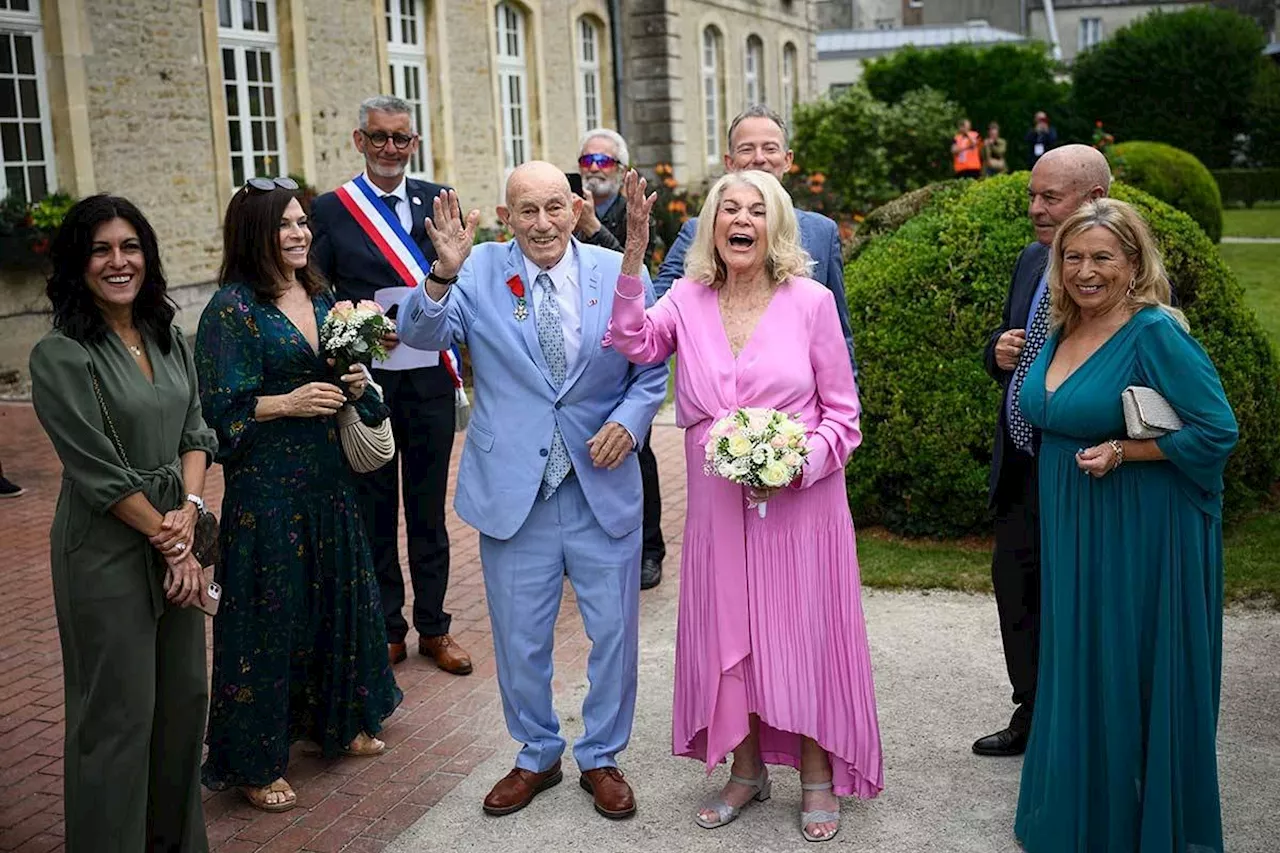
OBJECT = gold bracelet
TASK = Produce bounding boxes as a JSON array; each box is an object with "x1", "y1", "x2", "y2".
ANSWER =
[{"x1": 1107, "y1": 439, "x2": 1125, "y2": 470}]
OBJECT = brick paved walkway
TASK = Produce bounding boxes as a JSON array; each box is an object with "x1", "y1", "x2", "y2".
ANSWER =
[{"x1": 0, "y1": 401, "x2": 688, "y2": 853}]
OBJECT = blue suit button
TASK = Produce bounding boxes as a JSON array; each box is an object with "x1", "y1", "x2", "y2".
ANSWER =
[
  {"x1": 554, "y1": 401, "x2": 563, "y2": 410},
  {"x1": 540, "y1": 448, "x2": 549, "y2": 457}
]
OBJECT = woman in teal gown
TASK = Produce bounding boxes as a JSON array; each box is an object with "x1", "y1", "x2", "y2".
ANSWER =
[
  {"x1": 1013, "y1": 199, "x2": 1237, "y2": 853},
  {"x1": 196, "y1": 180, "x2": 401, "y2": 811}
]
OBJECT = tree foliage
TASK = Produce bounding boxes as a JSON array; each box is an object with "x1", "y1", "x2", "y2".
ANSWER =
[
  {"x1": 1071, "y1": 6, "x2": 1266, "y2": 169},
  {"x1": 1246, "y1": 61, "x2": 1280, "y2": 168}
]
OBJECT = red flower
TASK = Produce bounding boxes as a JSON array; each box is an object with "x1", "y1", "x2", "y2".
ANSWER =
[{"x1": 506, "y1": 274, "x2": 524, "y2": 298}]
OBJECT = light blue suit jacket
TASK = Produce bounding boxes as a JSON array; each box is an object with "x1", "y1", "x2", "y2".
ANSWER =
[
  {"x1": 400, "y1": 240, "x2": 668, "y2": 541},
  {"x1": 654, "y1": 208, "x2": 857, "y2": 372}
]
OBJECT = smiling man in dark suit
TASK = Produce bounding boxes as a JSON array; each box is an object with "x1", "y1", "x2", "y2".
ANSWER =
[
  {"x1": 310, "y1": 94, "x2": 472, "y2": 676},
  {"x1": 976, "y1": 144, "x2": 1111, "y2": 756}
]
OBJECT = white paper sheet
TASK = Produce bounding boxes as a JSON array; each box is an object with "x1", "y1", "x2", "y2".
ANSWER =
[{"x1": 372, "y1": 286, "x2": 440, "y2": 370}]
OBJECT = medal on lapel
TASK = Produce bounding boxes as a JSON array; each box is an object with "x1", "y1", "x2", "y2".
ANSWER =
[{"x1": 507, "y1": 275, "x2": 528, "y2": 321}]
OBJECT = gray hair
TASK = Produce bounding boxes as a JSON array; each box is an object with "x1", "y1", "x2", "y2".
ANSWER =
[
  {"x1": 359, "y1": 95, "x2": 415, "y2": 131},
  {"x1": 728, "y1": 104, "x2": 790, "y2": 150},
  {"x1": 579, "y1": 128, "x2": 630, "y2": 166}
]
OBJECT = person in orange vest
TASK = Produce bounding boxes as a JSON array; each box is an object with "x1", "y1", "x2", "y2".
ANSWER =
[{"x1": 952, "y1": 118, "x2": 983, "y2": 179}]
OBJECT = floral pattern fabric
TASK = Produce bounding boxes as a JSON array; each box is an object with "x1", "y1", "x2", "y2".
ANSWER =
[{"x1": 195, "y1": 282, "x2": 401, "y2": 789}]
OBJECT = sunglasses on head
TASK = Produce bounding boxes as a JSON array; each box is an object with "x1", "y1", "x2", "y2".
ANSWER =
[
  {"x1": 244, "y1": 176, "x2": 299, "y2": 193},
  {"x1": 360, "y1": 129, "x2": 418, "y2": 150},
  {"x1": 578, "y1": 153, "x2": 622, "y2": 170}
]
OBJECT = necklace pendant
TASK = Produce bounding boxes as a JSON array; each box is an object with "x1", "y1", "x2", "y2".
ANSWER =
[
  {"x1": 513, "y1": 298, "x2": 528, "y2": 322},
  {"x1": 128, "y1": 345, "x2": 142, "y2": 357}
]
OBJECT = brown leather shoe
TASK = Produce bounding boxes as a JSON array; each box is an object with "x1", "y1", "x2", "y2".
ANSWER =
[
  {"x1": 388, "y1": 642, "x2": 407, "y2": 666},
  {"x1": 579, "y1": 767, "x2": 636, "y2": 819},
  {"x1": 419, "y1": 634, "x2": 473, "y2": 675},
  {"x1": 482, "y1": 761, "x2": 563, "y2": 816}
]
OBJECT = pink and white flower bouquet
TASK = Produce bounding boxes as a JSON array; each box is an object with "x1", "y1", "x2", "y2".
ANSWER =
[
  {"x1": 320, "y1": 299, "x2": 395, "y2": 367},
  {"x1": 704, "y1": 407, "x2": 810, "y2": 517}
]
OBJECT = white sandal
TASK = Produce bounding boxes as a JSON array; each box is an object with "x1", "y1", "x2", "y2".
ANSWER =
[
  {"x1": 693, "y1": 768, "x2": 771, "y2": 829},
  {"x1": 799, "y1": 780, "x2": 840, "y2": 842}
]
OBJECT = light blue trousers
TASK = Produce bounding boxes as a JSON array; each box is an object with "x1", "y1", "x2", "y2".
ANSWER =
[{"x1": 479, "y1": 474, "x2": 641, "y2": 773}]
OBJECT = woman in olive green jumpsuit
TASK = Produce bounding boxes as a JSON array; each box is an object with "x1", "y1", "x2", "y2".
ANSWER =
[{"x1": 30, "y1": 195, "x2": 216, "y2": 853}]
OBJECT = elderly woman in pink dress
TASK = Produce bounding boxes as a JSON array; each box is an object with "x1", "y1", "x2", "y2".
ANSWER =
[{"x1": 610, "y1": 169, "x2": 882, "y2": 842}]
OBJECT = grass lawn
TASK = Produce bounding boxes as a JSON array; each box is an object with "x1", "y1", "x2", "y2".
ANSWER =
[
  {"x1": 858, "y1": 528, "x2": 992, "y2": 593},
  {"x1": 1222, "y1": 205, "x2": 1280, "y2": 239},
  {"x1": 1220, "y1": 243, "x2": 1280, "y2": 344},
  {"x1": 1223, "y1": 508, "x2": 1280, "y2": 606}
]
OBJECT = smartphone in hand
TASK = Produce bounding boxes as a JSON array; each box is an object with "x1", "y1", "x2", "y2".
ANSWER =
[{"x1": 567, "y1": 172, "x2": 584, "y2": 197}]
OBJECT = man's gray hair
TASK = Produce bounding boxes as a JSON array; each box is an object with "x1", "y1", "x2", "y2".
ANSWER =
[
  {"x1": 727, "y1": 104, "x2": 789, "y2": 149},
  {"x1": 359, "y1": 95, "x2": 415, "y2": 131},
  {"x1": 579, "y1": 128, "x2": 630, "y2": 166}
]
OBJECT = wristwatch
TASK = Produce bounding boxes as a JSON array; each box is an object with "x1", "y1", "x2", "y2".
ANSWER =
[
  {"x1": 427, "y1": 261, "x2": 459, "y2": 286},
  {"x1": 186, "y1": 493, "x2": 205, "y2": 513}
]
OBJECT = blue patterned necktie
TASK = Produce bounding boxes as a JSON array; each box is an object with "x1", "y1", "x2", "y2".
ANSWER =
[
  {"x1": 535, "y1": 273, "x2": 571, "y2": 498},
  {"x1": 1008, "y1": 287, "x2": 1051, "y2": 453}
]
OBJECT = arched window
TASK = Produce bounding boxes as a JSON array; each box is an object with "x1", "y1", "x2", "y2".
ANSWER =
[
  {"x1": 744, "y1": 35, "x2": 764, "y2": 108},
  {"x1": 386, "y1": 0, "x2": 434, "y2": 178},
  {"x1": 781, "y1": 42, "x2": 798, "y2": 128},
  {"x1": 576, "y1": 16, "x2": 602, "y2": 137},
  {"x1": 495, "y1": 2, "x2": 529, "y2": 176},
  {"x1": 701, "y1": 26, "x2": 725, "y2": 164}
]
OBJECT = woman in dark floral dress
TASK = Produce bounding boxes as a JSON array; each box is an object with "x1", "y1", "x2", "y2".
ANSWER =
[{"x1": 196, "y1": 178, "x2": 401, "y2": 812}]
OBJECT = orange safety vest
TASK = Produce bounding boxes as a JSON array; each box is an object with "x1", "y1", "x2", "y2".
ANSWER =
[{"x1": 953, "y1": 131, "x2": 981, "y2": 173}]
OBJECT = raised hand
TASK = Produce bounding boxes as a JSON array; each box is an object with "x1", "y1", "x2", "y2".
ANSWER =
[
  {"x1": 621, "y1": 170, "x2": 657, "y2": 277},
  {"x1": 424, "y1": 189, "x2": 481, "y2": 279}
]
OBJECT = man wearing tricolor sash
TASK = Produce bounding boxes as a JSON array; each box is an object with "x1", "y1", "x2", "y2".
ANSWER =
[{"x1": 311, "y1": 95, "x2": 473, "y2": 677}]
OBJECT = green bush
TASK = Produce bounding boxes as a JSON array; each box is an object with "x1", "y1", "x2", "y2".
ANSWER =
[
  {"x1": 1246, "y1": 61, "x2": 1280, "y2": 168},
  {"x1": 1071, "y1": 7, "x2": 1266, "y2": 169},
  {"x1": 1212, "y1": 168, "x2": 1280, "y2": 206},
  {"x1": 1107, "y1": 141, "x2": 1224, "y2": 242},
  {"x1": 843, "y1": 173, "x2": 1280, "y2": 536}
]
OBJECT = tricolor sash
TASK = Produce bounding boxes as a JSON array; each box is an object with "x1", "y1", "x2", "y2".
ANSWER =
[{"x1": 334, "y1": 175, "x2": 466, "y2": 406}]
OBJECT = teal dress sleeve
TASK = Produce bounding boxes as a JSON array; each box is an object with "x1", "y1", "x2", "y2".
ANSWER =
[
  {"x1": 1135, "y1": 310, "x2": 1239, "y2": 512},
  {"x1": 29, "y1": 334, "x2": 145, "y2": 512},
  {"x1": 172, "y1": 326, "x2": 218, "y2": 463},
  {"x1": 196, "y1": 285, "x2": 266, "y2": 466}
]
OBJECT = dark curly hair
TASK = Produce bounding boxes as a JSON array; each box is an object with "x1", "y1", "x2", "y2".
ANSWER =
[
  {"x1": 219, "y1": 185, "x2": 325, "y2": 300},
  {"x1": 46, "y1": 195, "x2": 176, "y2": 355}
]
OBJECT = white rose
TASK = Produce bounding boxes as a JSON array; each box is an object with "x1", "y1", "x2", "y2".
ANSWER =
[
  {"x1": 730, "y1": 459, "x2": 752, "y2": 479},
  {"x1": 726, "y1": 435, "x2": 754, "y2": 458},
  {"x1": 759, "y1": 461, "x2": 791, "y2": 488},
  {"x1": 783, "y1": 451, "x2": 803, "y2": 469}
]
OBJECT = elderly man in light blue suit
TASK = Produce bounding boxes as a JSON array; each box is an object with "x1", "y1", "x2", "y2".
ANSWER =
[
  {"x1": 399, "y1": 161, "x2": 667, "y2": 821},
  {"x1": 655, "y1": 105, "x2": 857, "y2": 372}
]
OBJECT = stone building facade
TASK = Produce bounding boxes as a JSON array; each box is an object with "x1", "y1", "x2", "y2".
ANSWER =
[{"x1": 0, "y1": 0, "x2": 816, "y2": 378}]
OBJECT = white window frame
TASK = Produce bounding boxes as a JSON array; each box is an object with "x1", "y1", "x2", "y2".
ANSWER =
[
  {"x1": 781, "y1": 43, "x2": 797, "y2": 129},
  {"x1": 0, "y1": 0, "x2": 55, "y2": 202},
  {"x1": 1078, "y1": 17, "x2": 1103, "y2": 52},
  {"x1": 702, "y1": 26, "x2": 723, "y2": 165},
  {"x1": 495, "y1": 2, "x2": 529, "y2": 178},
  {"x1": 386, "y1": 0, "x2": 434, "y2": 179},
  {"x1": 576, "y1": 16, "x2": 601, "y2": 138},
  {"x1": 218, "y1": 0, "x2": 287, "y2": 188},
  {"x1": 744, "y1": 36, "x2": 763, "y2": 108}
]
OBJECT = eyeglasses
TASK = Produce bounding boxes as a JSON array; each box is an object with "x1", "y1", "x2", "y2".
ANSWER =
[
  {"x1": 360, "y1": 129, "x2": 418, "y2": 150},
  {"x1": 244, "y1": 176, "x2": 299, "y2": 193},
  {"x1": 578, "y1": 153, "x2": 623, "y2": 170}
]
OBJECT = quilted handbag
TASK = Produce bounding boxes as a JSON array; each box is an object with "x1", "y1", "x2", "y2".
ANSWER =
[{"x1": 1121, "y1": 385, "x2": 1184, "y2": 439}]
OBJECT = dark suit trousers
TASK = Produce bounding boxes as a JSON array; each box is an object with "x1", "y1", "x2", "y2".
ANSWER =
[
  {"x1": 991, "y1": 439, "x2": 1040, "y2": 732},
  {"x1": 638, "y1": 428, "x2": 665, "y2": 563},
  {"x1": 358, "y1": 367, "x2": 455, "y2": 642}
]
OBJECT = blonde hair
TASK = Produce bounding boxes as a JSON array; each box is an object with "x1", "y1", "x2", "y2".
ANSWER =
[
  {"x1": 1048, "y1": 198, "x2": 1188, "y2": 334},
  {"x1": 684, "y1": 171, "x2": 812, "y2": 289}
]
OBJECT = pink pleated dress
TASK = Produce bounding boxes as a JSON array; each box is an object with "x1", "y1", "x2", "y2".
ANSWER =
[{"x1": 612, "y1": 274, "x2": 883, "y2": 798}]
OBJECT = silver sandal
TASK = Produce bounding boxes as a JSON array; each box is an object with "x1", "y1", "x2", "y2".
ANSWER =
[
  {"x1": 693, "y1": 768, "x2": 771, "y2": 829},
  {"x1": 800, "y1": 780, "x2": 840, "y2": 842}
]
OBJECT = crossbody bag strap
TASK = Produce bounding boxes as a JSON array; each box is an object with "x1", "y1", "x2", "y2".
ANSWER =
[{"x1": 88, "y1": 364, "x2": 131, "y2": 469}]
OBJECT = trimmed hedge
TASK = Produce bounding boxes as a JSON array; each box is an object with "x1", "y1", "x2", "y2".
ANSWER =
[
  {"x1": 844, "y1": 173, "x2": 1280, "y2": 537},
  {"x1": 1107, "y1": 142, "x2": 1223, "y2": 243},
  {"x1": 1212, "y1": 168, "x2": 1280, "y2": 207}
]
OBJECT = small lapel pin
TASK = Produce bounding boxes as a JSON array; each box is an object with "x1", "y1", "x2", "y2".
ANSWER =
[
  {"x1": 412, "y1": 196, "x2": 423, "y2": 206},
  {"x1": 587, "y1": 298, "x2": 598, "y2": 307}
]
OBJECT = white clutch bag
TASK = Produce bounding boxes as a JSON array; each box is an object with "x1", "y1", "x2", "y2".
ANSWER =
[
  {"x1": 1121, "y1": 385, "x2": 1183, "y2": 439},
  {"x1": 336, "y1": 369, "x2": 396, "y2": 473}
]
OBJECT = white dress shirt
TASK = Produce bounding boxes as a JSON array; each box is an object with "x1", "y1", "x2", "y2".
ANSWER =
[
  {"x1": 524, "y1": 245, "x2": 582, "y2": 373},
  {"x1": 368, "y1": 172, "x2": 414, "y2": 234}
]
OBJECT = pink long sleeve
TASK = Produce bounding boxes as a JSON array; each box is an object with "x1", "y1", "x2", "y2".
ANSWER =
[
  {"x1": 797, "y1": 291, "x2": 862, "y2": 488},
  {"x1": 611, "y1": 273, "x2": 678, "y2": 364}
]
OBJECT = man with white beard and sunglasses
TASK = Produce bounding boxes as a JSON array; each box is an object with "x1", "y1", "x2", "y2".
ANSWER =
[{"x1": 572, "y1": 129, "x2": 666, "y2": 591}]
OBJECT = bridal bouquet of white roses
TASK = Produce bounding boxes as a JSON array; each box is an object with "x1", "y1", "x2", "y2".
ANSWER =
[
  {"x1": 704, "y1": 407, "x2": 810, "y2": 517},
  {"x1": 320, "y1": 300, "x2": 395, "y2": 368}
]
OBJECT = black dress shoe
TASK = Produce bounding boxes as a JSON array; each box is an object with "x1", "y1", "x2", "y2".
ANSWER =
[
  {"x1": 972, "y1": 726, "x2": 1029, "y2": 756},
  {"x1": 640, "y1": 557, "x2": 663, "y2": 590}
]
